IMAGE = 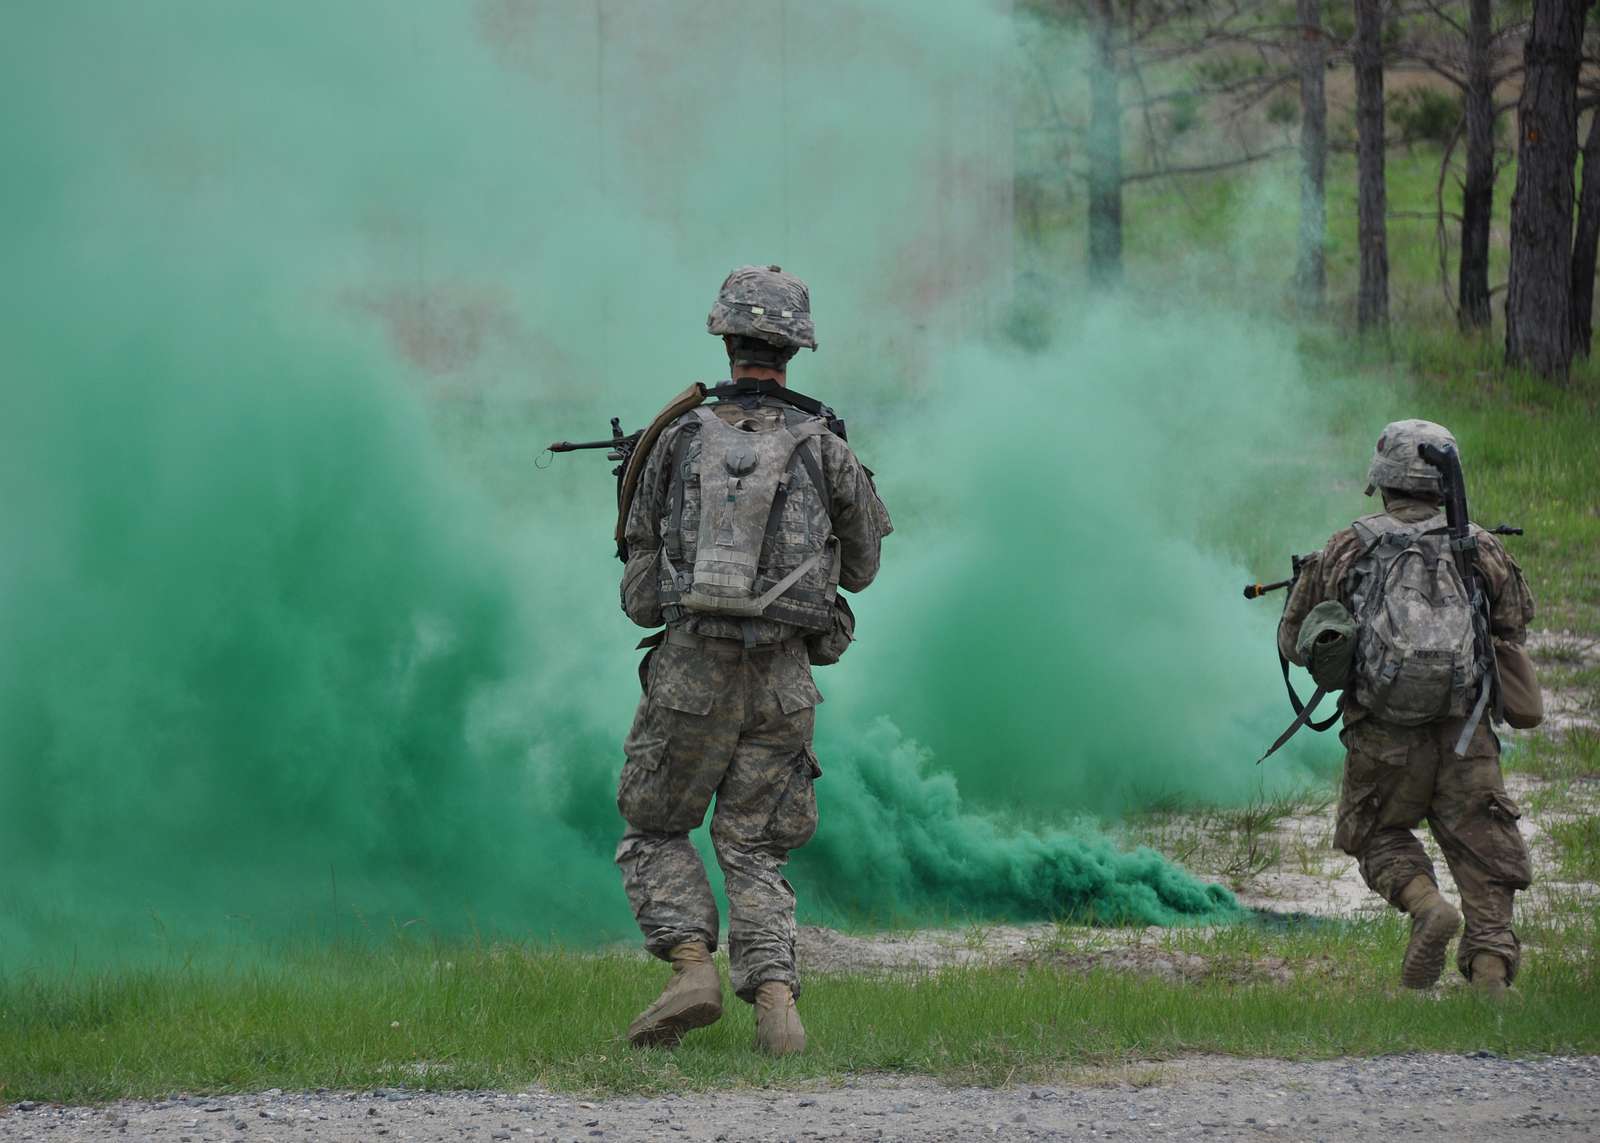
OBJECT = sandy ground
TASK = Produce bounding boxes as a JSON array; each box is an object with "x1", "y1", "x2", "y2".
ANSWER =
[
  {"x1": 797, "y1": 769, "x2": 1599, "y2": 983},
  {"x1": 6, "y1": 1054, "x2": 1597, "y2": 1141},
  {"x1": 1525, "y1": 630, "x2": 1600, "y2": 736}
]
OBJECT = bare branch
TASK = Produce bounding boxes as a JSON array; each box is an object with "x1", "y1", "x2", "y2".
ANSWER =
[
  {"x1": 1120, "y1": 145, "x2": 1294, "y2": 185},
  {"x1": 1418, "y1": 0, "x2": 1468, "y2": 41}
]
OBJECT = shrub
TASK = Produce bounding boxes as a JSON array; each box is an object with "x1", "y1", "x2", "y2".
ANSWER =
[{"x1": 1392, "y1": 87, "x2": 1462, "y2": 146}]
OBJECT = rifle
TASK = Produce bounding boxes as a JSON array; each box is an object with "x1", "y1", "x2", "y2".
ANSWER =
[
  {"x1": 1244, "y1": 550, "x2": 1339, "y2": 761},
  {"x1": 544, "y1": 380, "x2": 846, "y2": 563},
  {"x1": 1243, "y1": 553, "x2": 1316, "y2": 600},
  {"x1": 545, "y1": 417, "x2": 644, "y2": 559},
  {"x1": 1242, "y1": 523, "x2": 1522, "y2": 602},
  {"x1": 1417, "y1": 442, "x2": 1507, "y2": 755}
]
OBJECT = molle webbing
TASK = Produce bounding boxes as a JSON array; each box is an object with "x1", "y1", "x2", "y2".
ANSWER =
[
  {"x1": 664, "y1": 423, "x2": 698, "y2": 566},
  {"x1": 658, "y1": 405, "x2": 837, "y2": 627}
]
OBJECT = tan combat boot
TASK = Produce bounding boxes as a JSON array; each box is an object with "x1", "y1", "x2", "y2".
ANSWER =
[
  {"x1": 753, "y1": 980, "x2": 806, "y2": 1056},
  {"x1": 1470, "y1": 953, "x2": 1511, "y2": 1000},
  {"x1": 1396, "y1": 875, "x2": 1462, "y2": 989},
  {"x1": 627, "y1": 941, "x2": 723, "y2": 1048}
]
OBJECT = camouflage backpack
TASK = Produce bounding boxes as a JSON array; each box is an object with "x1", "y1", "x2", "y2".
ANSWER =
[
  {"x1": 1346, "y1": 512, "x2": 1484, "y2": 725},
  {"x1": 656, "y1": 402, "x2": 839, "y2": 632}
]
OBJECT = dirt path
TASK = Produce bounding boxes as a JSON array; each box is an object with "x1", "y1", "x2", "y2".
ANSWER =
[{"x1": 6, "y1": 1054, "x2": 1597, "y2": 1142}]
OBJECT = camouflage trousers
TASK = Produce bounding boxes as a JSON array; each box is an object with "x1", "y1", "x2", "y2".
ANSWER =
[
  {"x1": 1334, "y1": 717, "x2": 1533, "y2": 981},
  {"x1": 615, "y1": 631, "x2": 822, "y2": 1002}
]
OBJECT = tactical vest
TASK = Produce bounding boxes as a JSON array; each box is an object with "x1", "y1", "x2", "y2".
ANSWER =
[
  {"x1": 1346, "y1": 511, "x2": 1485, "y2": 726},
  {"x1": 656, "y1": 402, "x2": 839, "y2": 631}
]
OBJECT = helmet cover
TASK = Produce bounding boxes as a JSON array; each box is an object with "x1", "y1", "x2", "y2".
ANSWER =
[
  {"x1": 706, "y1": 265, "x2": 817, "y2": 351},
  {"x1": 1365, "y1": 418, "x2": 1458, "y2": 497}
]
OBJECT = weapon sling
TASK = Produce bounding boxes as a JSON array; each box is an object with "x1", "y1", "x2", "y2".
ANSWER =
[{"x1": 1258, "y1": 650, "x2": 1341, "y2": 764}]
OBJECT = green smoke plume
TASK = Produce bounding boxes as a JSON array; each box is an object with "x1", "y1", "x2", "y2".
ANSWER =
[{"x1": 0, "y1": 1, "x2": 1344, "y2": 960}]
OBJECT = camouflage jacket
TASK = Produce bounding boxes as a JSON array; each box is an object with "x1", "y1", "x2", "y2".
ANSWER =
[
  {"x1": 621, "y1": 393, "x2": 892, "y2": 642},
  {"x1": 1277, "y1": 496, "x2": 1536, "y2": 726}
]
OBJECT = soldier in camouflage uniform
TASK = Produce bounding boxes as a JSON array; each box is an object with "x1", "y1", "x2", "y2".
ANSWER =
[
  {"x1": 1279, "y1": 420, "x2": 1536, "y2": 996},
  {"x1": 615, "y1": 266, "x2": 891, "y2": 1053}
]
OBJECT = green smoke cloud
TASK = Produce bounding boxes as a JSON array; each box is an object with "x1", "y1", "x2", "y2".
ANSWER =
[{"x1": 0, "y1": 1, "x2": 1344, "y2": 960}]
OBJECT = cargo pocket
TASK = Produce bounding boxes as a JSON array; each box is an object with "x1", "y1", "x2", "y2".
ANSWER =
[
  {"x1": 1333, "y1": 783, "x2": 1382, "y2": 855},
  {"x1": 617, "y1": 705, "x2": 673, "y2": 831},
  {"x1": 764, "y1": 747, "x2": 821, "y2": 850},
  {"x1": 617, "y1": 685, "x2": 711, "y2": 832},
  {"x1": 1332, "y1": 727, "x2": 1409, "y2": 855},
  {"x1": 1481, "y1": 791, "x2": 1533, "y2": 888}
]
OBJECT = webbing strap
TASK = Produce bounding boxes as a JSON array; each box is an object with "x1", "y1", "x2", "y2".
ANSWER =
[
  {"x1": 744, "y1": 545, "x2": 829, "y2": 614},
  {"x1": 1279, "y1": 650, "x2": 1340, "y2": 731},
  {"x1": 762, "y1": 452, "x2": 802, "y2": 550},
  {"x1": 1258, "y1": 684, "x2": 1333, "y2": 764},
  {"x1": 1258, "y1": 647, "x2": 1340, "y2": 764},
  {"x1": 795, "y1": 435, "x2": 829, "y2": 511},
  {"x1": 1453, "y1": 674, "x2": 1493, "y2": 756},
  {"x1": 663, "y1": 424, "x2": 697, "y2": 564}
]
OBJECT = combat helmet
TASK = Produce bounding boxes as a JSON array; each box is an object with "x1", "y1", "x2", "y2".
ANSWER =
[
  {"x1": 1364, "y1": 418, "x2": 1458, "y2": 497},
  {"x1": 707, "y1": 265, "x2": 817, "y2": 351}
]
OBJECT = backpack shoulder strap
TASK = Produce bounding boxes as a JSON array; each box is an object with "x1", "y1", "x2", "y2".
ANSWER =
[{"x1": 614, "y1": 382, "x2": 709, "y2": 553}]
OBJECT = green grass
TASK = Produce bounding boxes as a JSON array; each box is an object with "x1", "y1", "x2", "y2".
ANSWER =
[
  {"x1": 1548, "y1": 817, "x2": 1600, "y2": 884},
  {"x1": 1120, "y1": 788, "x2": 1337, "y2": 888},
  {"x1": 1506, "y1": 726, "x2": 1600, "y2": 781},
  {"x1": 1, "y1": 930, "x2": 1595, "y2": 1104}
]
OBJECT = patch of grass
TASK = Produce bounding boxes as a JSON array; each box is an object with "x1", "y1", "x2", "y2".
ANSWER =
[
  {"x1": 1531, "y1": 637, "x2": 1594, "y2": 666},
  {"x1": 1121, "y1": 788, "x2": 1335, "y2": 887},
  {"x1": 1539, "y1": 662, "x2": 1600, "y2": 702},
  {"x1": 1547, "y1": 816, "x2": 1600, "y2": 884},
  {"x1": 1506, "y1": 727, "x2": 1600, "y2": 780},
  {"x1": 0, "y1": 931, "x2": 1595, "y2": 1104}
]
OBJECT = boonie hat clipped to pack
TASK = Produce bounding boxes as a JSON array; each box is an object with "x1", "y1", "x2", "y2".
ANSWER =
[
  {"x1": 706, "y1": 265, "x2": 818, "y2": 351},
  {"x1": 1365, "y1": 418, "x2": 1458, "y2": 497}
]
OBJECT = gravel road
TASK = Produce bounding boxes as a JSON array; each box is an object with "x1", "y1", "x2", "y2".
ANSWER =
[{"x1": 4, "y1": 1053, "x2": 1596, "y2": 1142}]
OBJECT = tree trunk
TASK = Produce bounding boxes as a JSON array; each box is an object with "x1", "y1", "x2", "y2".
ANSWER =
[
  {"x1": 1295, "y1": 0, "x2": 1327, "y2": 315},
  {"x1": 1570, "y1": 108, "x2": 1600, "y2": 356},
  {"x1": 1354, "y1": 0, "x2": 1388, "y2": 333},
  {"x1": 1087, "y1": 0, "x2": 1123, "y2": 287},
  {"x1": 1457, "y1": 0, "x2": 1494, "y2": 330},
  {"x1": 1505, "y1": 0, "x2": 1588, "y2": 380}
]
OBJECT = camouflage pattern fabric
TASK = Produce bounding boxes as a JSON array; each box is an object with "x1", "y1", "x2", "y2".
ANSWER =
[
  {"x1": 1363, "y1": 418, "x2": 1457, "y2": 497},
  {"x1": 615, "y1": 637, "x2": 822, "y2": 1001},
  {"x1": 1278, "y1": 497, "x2": 1536, "y2": 708},
  {"x1": 1346, "y1": 510, "x2": 1482, "y2": 725},
  {"x1": 705, "y1": 265, "x2": 818, "y2": 350},
  {"x1": 1334, "y1": 717, "x2": 1531, "y2": 980},
  {"x1": 614, "y1": 389, "x2": 889, "y2": 1003},
  {"x1": 1279, "y1": 493, "x2": 1538, "y2": 982},
  {"x1": 620, "y1": 398, "x2": 892, "y2": 645},
  {"x1": 660, "y1": 407, "x2": 835, "y2": 631}
]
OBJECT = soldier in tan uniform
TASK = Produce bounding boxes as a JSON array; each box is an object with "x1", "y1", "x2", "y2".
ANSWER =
[
  {"x1": 615, "y1": 266, "x2": 891, "y2": 1053},
  {"x1": 1279, "y1": 420, "x2": 1536, "y2": 996}
]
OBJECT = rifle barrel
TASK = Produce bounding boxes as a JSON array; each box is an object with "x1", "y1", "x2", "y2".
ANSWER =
[
  {"x1": 547, "y1": 439, "x2": 618, "y2": 452},
  {"x1": 1244, "y1": 578, "x2": 1294, "y2": 600}
]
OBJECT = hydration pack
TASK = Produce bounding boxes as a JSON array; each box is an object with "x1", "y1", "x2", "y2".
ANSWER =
[
  {"x1": 1346, "y1": 512, "x2": 1485, "y2": 726},
  {"x1": 657, "y1": 403, "x2": 839, "y2": 631}
]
